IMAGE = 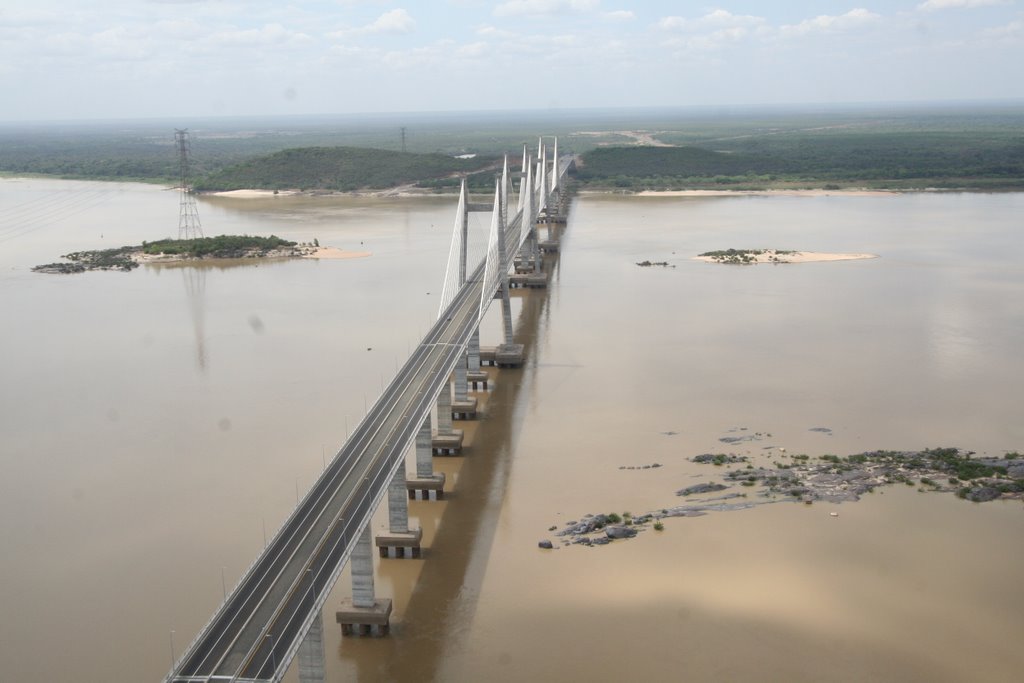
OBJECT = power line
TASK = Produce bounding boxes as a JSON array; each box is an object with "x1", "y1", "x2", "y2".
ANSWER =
[{"x1": 0, "y1": 186, "x2": 120, "y2": 244}]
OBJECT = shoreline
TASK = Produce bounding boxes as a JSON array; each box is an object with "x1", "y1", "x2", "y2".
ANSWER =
[
  {"x1": 205, "y1": 186, "x2": 906, "y2": 200},
  {"x1": 205, "y1": 186, "x2": 456, "y2": 199},
  {"x1": 133, "y1": 245, "x2": 372, "y2": 264},
  {"x1": 632, "y1": 188, "x2": 898, "y2": 197}
]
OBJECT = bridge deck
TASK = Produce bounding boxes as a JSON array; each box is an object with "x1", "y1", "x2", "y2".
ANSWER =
[{"x1": 168, "y1": 157, "x2": 569, "y2": 683}]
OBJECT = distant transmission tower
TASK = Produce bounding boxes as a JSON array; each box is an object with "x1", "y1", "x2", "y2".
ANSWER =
[
  {"x1": 400, "y1": 127, "x2": 407, "y2": 153},
  {"x1": 175, "y1": 129, "x2": 203, "y2": 240}
]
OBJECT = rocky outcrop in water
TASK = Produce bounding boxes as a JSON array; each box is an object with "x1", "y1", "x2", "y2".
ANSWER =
[
  {"x1": 544, "y1": 448, "x2": 1023, "y2": 550},
  {"x1": 677, "y1": 483, "x2": 728, "y2": 496}
]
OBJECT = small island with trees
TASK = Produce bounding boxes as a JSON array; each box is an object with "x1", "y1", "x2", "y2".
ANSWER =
[{"x1": 32, "y1": 235, "x2": 364, "y2": 273}]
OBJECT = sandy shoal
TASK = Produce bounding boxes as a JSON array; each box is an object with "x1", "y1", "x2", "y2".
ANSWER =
[
  {"x1": 207, "y1": 189, "x2": 299, "y2": 198},
  {"x1": 694, "y1": 251, "x2": 878, "y2": 264},
  {"x1": 303, "y1": 247, "x2": 371, "y2": 259}
]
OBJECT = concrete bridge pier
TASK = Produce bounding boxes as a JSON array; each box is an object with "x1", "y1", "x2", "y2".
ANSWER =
[
  {"x1": 467, "y1": 329, "x2": 488, "y2": 390},
  {"x1": 432, "y1": 382, "x2": 463, "y2": 455},
  {"x1": 451, "y1": 355, "x2": 477, "y2": 419},
  {"x1": 376, "y1": 466, "x2": 422, "y2": 558},
  {"x1": 297, "y1": 609, "x2": 325, "y2": 683},
  {"x1": 532, "y1": 222, "x2": 543, "y2": 273},
  {"x1": 336, "y1": 525, "x2": 392, "y2": 637},
  {"x1": 511, "y1": 227, "x2": 547, "y2": 289},
  {"x1": 407, "y1": 416, "x2": 444, "y2": 500},
  {"x1": 486, "y1": 285, "x2": 524, "y2": 367}
]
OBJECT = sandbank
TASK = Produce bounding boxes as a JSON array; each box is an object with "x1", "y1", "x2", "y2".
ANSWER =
[
  {"x1": 208, "y1": 189, "x2": 299, "y2": 198},
  {"x1": 695, "y1": 250, "x2": 878, "y2": 264},
  {"x1": 302, "y1": 247, "x2": 371, "y2": 259}
]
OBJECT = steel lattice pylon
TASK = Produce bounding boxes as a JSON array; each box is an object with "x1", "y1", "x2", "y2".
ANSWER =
[{"x1": 175, "y1": 129, "x2": 203, "y2": 240}]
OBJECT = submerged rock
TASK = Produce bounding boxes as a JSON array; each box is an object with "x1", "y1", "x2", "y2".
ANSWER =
[
  {"x1": 676, "y1": 483, "x2": 728, "y2": 497},
  {"x1": 605, "y1": 526, "x2": 637, "y2": 540},
  {"x1": 964, "y1": 487, "x2": 1001, "y2": 503},
  {"x1": 692, "y1": 453, "x2": 748, "y2": 465}
]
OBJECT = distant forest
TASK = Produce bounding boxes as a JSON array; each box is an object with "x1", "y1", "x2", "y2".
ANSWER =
[
  {"x1": 2, "y1": 105, "x2": 1023, "y2": 191},
  {"x1": 194, "y1": 147, "x2": 499, "y2": 192},
  {"x1": 576, "y1": 131, "x2": 1024, "y2": 190}
]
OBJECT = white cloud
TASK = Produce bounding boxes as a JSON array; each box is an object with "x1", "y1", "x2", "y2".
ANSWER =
[
  {"x1": 476, "y1": 24, "x2": 515, "y2": 38},
  {"x1": 982, "y1": 18, "x2": 1024, "y2": 38},
  {"x1": 493, "y1": 0, "x2": 599, "y2": 18},
  {"x1": 780, "y1": 8, "x2": 881, "y2": 36},
  {"x1": 666, "y1": 26, "x2": 756, "y2": 53},
  {"x1": 381, "y1": 40, "x2": 454, "y2": 68},
  {"x1": 658, "y1": 9, "x2": 765, "y2": 32},
  {"x1": 0, "y1": 7, "x2": 67, "y2": 27},
  {"x1": 366, "y1": 8, "x2": 415, "y2": 33},
  {"x1": 602, "y1": 10, "x2": 634, "y2": 21},
  {"x1": 330, "y1": 8, "x2": 414, "y2": 37},
  {"x1": 918, "y1": 0, "x2": 1010, "y2": 10},
  {"x1": 210, "y1": 23, "x2": 313, "y2": 47},
  {"x1": 457, "y1": 41, "x2": 488, "y2": 57}
]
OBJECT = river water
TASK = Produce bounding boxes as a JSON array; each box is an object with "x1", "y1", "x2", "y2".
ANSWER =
[{"x1": 0, "y1": 179, "x2": 1022, "y2": 682}]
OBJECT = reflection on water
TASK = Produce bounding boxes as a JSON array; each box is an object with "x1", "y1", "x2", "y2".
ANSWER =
[
  {"x1": 150, "y1": 259, "x2": 295, "y2": 373},
  {"x1": 0, "y1": 181, "x2": 1022, "y2": 682},
  {"x1": 182, "y1": 267, "x2": 208, "y2": 372}
]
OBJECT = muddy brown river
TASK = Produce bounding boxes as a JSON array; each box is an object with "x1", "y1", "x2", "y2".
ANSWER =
[{"x1": 1, "y1": 180, "x2": 1022, "y2": 681}]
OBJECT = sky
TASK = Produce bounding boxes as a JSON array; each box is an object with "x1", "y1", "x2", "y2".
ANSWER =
[{"x1": 1, "y1": 0, "x2": 1022, "y2": 121}]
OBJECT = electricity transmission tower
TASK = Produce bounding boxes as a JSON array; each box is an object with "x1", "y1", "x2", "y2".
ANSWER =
[
  {"x1": 175, "y1": 129, "x2": 203, "y2": 240},
  {"x1": 400, "y1": 127, "x2": 407, "y2": 153}
]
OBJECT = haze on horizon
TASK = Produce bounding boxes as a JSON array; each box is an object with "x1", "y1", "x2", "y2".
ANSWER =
[{"x1": 1, "y1": 0, "x2": 1022, "y2": 123}]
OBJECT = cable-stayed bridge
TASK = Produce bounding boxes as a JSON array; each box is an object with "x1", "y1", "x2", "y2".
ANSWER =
[{"x1": 167, "y1": 138, "x2": 572, "y2": 683}]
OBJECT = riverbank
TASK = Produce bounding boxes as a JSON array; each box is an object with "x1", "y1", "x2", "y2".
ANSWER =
[
  {"x1": 205, "y1": 185, "x2": 455, "y2": 199},
  {"x1": 135, "y1": 245, "x2": 371, "y2": 263},
  {"x1": 206, "y1": 184, "x2": 1007, "y2": 201},
  {"x1": 634, "y1": 188, "x2": 897, "y2": 197},
  {"x1": 203, "y1": 184, "x2": 908, "y2": 201}
]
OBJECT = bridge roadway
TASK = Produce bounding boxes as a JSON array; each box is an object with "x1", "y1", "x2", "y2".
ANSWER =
[{"x1": 167, "y1": 168, "x2": 557, "y2": 681}]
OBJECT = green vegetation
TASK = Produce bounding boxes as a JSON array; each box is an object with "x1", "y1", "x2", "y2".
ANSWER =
[
  {"x1": 921, "y1": 447, "x2": 1007, "y2": 481},
  {"x1": 575, "y1": 127, "x2": 1024, "y2": 190},
  {"x1": 653, "y1": 522, "x2": 664, "y2": 531},
  {"x1": 33, "y1": 246, "x2": 138, "y2": 273},
  {"x1": 692, "y1": 453, "x2": 748, "y2": 466},
  {"x1": 194, "y1": 146, "x2": 497, "y2": 192},
  {"x1": 606, "y1": 513, "x2": 623, "y2": 524},
  {"x1": 34, "y1": 235, "x2": 302, "y2": 273},
  {"x1": 698, "y1": 248, "x2": 796, "y2": 264},
  {"x1": 715, "y1": 446, "x2": 1023, "y2": 506},
  {"x1": 142, "y1": 235, "x2": 296, "y2": 258},
  {"x1": 4, "y1": 105, "x2": 1022, "y2": 190}
]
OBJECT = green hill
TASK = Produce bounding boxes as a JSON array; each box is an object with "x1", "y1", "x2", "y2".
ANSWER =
[{"x1": 194, "y1": 146, "x2": 498, "y2": 192}]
